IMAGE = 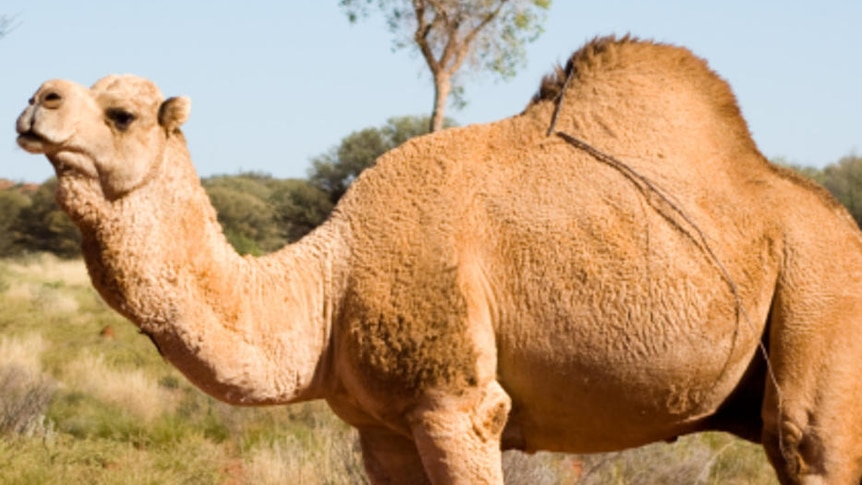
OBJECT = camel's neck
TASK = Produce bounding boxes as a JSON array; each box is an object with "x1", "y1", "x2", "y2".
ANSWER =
[{"x1": 67, "y1": 146, "x2": 341, "y2": 405}]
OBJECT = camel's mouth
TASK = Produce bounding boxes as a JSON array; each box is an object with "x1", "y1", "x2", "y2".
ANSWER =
[
  {"x1": 17, "y1": 131, "x2": 92, "y2": 180},
  {"x1": 16, "y1": 131, "x2": 51, "y2": 154}
]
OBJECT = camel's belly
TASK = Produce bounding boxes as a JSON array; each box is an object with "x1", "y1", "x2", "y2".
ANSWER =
[{"x1": 497, "y1": 308, "x2": 763, "y2": 453}]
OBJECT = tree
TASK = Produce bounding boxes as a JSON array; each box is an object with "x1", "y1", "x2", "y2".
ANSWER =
[
  {"x1": 202, "y1": 173, "x2": 335, "y2": 252},
  {"x1": 340, "y1": 0, "x2": 551, "y2": 132},
  {"x1": 203, "y1": 173, "x2": 286, "y2": 255},
  {"x1": 12, "y1": 179, "x2": 81, "y2": 258},
  {"x1": 269, "y1": 180, "x2": 334, "y2": 243},
  {"x1": 309, "y1": 115, "x2": 454, "y2": 204},
  {"x1": 0, "y1": 188, "x2": 31, "y2": 257}
]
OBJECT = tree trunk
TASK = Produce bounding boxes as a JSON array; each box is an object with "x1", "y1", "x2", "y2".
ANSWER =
[{"x1": 430, "y1": 73, "x2": 451, "y2": 132}]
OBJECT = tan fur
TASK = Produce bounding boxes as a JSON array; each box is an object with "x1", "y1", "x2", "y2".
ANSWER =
[{"x1": 16, "y1": 37, "x2": 862, "y2": 484}]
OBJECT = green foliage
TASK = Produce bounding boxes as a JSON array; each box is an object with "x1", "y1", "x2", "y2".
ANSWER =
[
  {"x1": 309, "y1": 127, "x2": 388, "y2": 203},
  {"x1": 309, "y1": 115, "x2": 454, "y2": 204},
  {"x1": 202, "y1": 173, "x2": 293, "y2": 255},
  {"x1": 11, "y1": 179, "x2": 81, "y2": 258},
  {"x1": 50, "y1": 391, "x2": 141, "y2": 442},
  {"x1": 202, "y1": 172, "x2": 337, "y2": 252},
  {"x1": 0, "y1": 188, "x2": 31, "y2": 257},
  {"x1": 270, "y1": 180, "x2": 333, "y2": 242}
]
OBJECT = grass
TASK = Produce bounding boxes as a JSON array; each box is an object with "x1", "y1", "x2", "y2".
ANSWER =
[{"x1": 0, "y1": 254, "x2": 779, "y2": 484}]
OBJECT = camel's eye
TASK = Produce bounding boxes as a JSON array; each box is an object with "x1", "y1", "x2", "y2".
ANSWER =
[{"x1": 106, "y1": 108, "x2": 136, "y2": 131}]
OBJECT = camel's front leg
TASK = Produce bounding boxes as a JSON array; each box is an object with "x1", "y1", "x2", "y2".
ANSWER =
[
  {"x1": 407, "y1": 380, "x2": 511, "y2": 485},
  {"x1": 358, "y1": 426, "x2": 431, "y2": 485}
]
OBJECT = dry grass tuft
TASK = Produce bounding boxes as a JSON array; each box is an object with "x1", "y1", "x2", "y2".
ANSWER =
[
  {"x1": 504, "y1": 450, "x2": 576, "y2": 484},
  {"x1": 245, "y1": 423, "x2": 368, "y2": 485},
  {"x1": 0, "y1": 334, "x2": 47, "y2": 372},
  {"x1": 63, "y1": 353, "x2": 174, "y2": 422},
  {"x1": 1, "y1": 254, "x2": 86, "y2": 313},
  {"x1": 5, "y1": 253, "x2": 90, "y2": 287}
]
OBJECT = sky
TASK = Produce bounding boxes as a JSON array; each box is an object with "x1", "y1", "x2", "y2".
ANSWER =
[{"x1": 1, "y1": 1, "x2": 859, "y2": 183}]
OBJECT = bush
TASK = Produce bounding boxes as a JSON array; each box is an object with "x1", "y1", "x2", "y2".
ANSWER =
[
  {"x1": 11, "y1": 179, "x2": 81, "y2": 258},
  {"x1": 269, "y1": 180, "x2": 333, "y2": 242},
  {"x1": 0, "y1": 189, "x2": 31, "y2": 257}
]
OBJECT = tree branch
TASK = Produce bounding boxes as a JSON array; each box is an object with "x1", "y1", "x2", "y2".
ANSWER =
[
  {"x1": 445, "y1": 1, "x2": 507, "y2": 76},
  {"x1": 412, "y1": 0, "x2": 440, "y2": 73},
  {"x1": 421, "y1": 0, "x2": 461, "y2": 72},
  {"x1": 424, "y1": 0, "x2": 449, "y2": 16},
  {"x1": 436, "y1": 13, "x2": 463, "y2": 74}
]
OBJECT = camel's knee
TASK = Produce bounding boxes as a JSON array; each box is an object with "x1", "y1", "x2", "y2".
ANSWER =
[
  {"x1": 470, "y1": 380, "x2": 512, "y2": 441},
  {"x1": 412, "y1": 380, "x2": 511, "y2": 442},
  {"x1": 409, "y1": 381, "x2": 511, "y2": 485}
]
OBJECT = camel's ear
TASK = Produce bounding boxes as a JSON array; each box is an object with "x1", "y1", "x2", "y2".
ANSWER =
[{"x1": 158, "y1": 96, "x2": 191, "y2": 133}]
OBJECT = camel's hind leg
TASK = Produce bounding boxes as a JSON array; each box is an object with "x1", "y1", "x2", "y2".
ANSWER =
[
  {"x1": 762, "y1": 286, "x2": 862, "y2": 484},
  {"x1": 762, "y1": 395, "x2": 862, "y2": 485},
  {"x1": 407, "y1": 380, "x2": 511, "y2": 485}
]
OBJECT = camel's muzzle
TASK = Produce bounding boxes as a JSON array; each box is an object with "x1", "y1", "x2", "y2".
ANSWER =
[{"x1": 16, "y1": 130, "x2": 50, "y2": 154}]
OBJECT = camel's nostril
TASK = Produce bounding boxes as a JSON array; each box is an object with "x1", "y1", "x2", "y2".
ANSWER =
[{"x1": 42, "y1": 91, "x2": 63, "y2": 109}]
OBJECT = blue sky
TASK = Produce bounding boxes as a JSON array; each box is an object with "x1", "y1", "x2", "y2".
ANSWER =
[{"x1": 2, "y1": 1, "x2": 859, "y2": 182}]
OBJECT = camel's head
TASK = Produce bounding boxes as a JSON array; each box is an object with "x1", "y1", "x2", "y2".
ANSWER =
[{"x1": 16, "y1": 75, "x2": 190, "y2": 199}]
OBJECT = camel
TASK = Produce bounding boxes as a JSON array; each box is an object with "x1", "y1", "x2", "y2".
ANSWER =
[{"x1": 15, "y1": 36, "x2": 862, "y2": 484}]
